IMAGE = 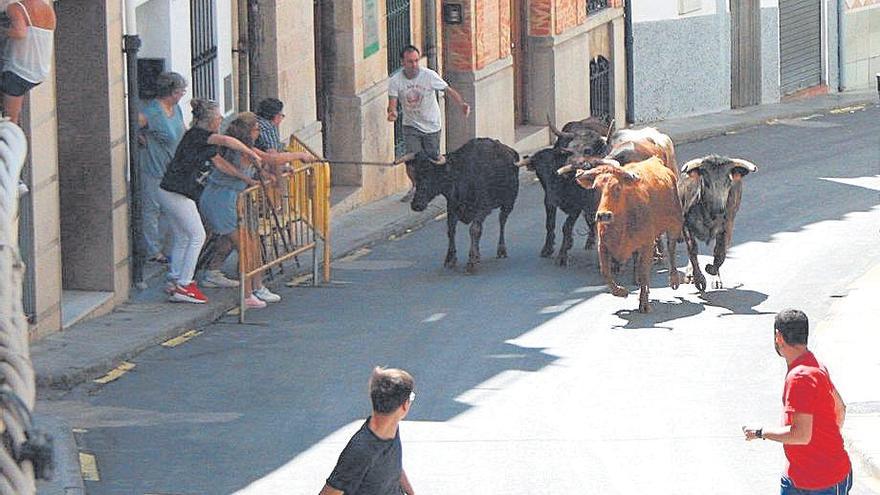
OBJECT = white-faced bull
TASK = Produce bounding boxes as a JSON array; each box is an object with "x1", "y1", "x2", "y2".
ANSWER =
[
  {"x1": 677, "y1": 155, "x2": 758, "y2": 290},
  {"x1": 410, "y1": 138, "x2": 521, "y2": 273}
]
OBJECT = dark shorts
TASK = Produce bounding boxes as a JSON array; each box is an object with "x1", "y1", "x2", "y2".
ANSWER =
[
  {"x1": 780, "y1": 471, "x2": 852, "y2": 495},
  {"x1": 403, "y1": 126, "x2": 442, "y2": 160},
  {"x1": 0, "y1": 71, "x2": 39, "y2": 97}
]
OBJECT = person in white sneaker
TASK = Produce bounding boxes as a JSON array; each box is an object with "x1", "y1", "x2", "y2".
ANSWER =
[{"x1": 199, "y1": 112, "x2": 312, "y2": 307}]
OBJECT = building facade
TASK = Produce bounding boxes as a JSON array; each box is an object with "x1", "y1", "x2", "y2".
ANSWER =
[{"x1": 840, "y1": 0, "x2": 880, "y2": 90}]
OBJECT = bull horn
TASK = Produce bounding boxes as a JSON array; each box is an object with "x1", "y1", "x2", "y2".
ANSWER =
[
  {"x1": 547, "y1": 114, "x2": 575, "y2": 139},
  {"x1": 557, "y1": 164, "x2": 576, "y2": 175},
  {"x1": 516, "y1": 155, "x2": 531, "y2": 167},
  {"x1": 730, "y1": 158, "x2": 758, "y2": 173},
  {"x1": 598, "y1": 158, "x2": 621, "y2": 168},
  {"x1": 681, "y1": 158, "x2": 704, "y2": 174}
]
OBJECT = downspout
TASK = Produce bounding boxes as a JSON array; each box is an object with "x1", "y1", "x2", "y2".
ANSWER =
[
  {"x1": 122, "y1": 0, "x2": 144, "y2": 287},
  {"x1": 624, "y1": 0, "x2": 634, "y2": 124},
  {"x1": 837, "y1": 0, "x2": 846, "y2": 91},
  {"x1": 424, "y1": 0, "x2": 439, "y2": 71}
]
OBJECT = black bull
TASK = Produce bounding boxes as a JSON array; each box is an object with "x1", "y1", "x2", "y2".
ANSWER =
[{"x1": 410, "y1": 138, "x2": 520, "y2": 273}]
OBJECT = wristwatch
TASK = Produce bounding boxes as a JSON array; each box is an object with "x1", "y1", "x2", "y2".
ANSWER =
[{"x1": 756, "y1": 428, "x2": 763, "y2": 440}]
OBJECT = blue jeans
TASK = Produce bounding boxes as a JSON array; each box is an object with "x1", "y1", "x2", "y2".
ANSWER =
[{"x1": 781, "y1": 471, "x2": 852, "y2": 495}]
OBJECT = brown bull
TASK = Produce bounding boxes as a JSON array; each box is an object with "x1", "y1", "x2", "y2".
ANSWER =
[
  {"x1": 606, "y1": 127, "x2": 677, "y2": 171},
  {"x1": 574, "y1": 157, "x2": 683, "y2": 312}
]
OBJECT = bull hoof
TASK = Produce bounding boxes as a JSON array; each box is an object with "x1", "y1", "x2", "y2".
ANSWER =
[
  {"x1": 711, "y1": 274, "x2": 724, "y2": 289},
  {"x1": 465, "y1": 262, "x2": 478, "y2": 274},
  {"x1": 556, "y1": 254, "x2": 568, "y2": 267},
  {"x1": 639, "y1": 302, "x2": 653, "y2": 313},
  {"x1": 540, "y1": 245, "x2": 554, "y2": 258},
  {"x1": 705, "y1": 263, "x2": 718, "y2": 276},
  {"x1": 693, "y1": 273, "x2": 707, "y2": 292},
  {"x1": 669, "y1": 272, "x2": 680, "y2": 290},
  {"x1": 497, "y1": 246, "x2": 508, "y2": 258},
  {"x1": 611, "y1": 286, "x2": 628, "y2": 298},
  {"x1": 444, "y1": 258, "x2": 457, "y2": 268}
]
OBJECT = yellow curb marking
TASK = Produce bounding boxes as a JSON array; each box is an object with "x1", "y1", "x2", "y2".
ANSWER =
[
  {"x1": 338, "y1": 247, "x2": 370, "y2": 263},
  {"x1": 93, "y1": 362, "x2": 135, "y2": 384},
  {"x1": 72, "y1": 428, "x2": 88, "y2": 434},
  {"x1": 829, "y1": 104, "x2": 866, "y2": 114},
  {"x1": 161, "y1": 330, "x2": 202, "y2": 348},
  {"x1": 226, "y1": 306, "x2": 241, "y2": 315},
  {"x1": 79, "y1": 452, "x2": 99, "y2": 481}
]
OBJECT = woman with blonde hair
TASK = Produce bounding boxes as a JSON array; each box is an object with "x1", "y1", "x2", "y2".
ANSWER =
[
  {"x1": 199, "y1": 111, "x2": 315, "y2": 308},
  {"x1": 158, "y1": 99, "x2": 261, "y2": 304}
]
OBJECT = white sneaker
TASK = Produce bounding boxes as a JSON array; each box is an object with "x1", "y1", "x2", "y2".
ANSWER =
[
  {"x1": 202, "y1": 270, "x2": 240, "y2": 288},
  {"x1": 253, "y1": 286, "x2": 281, "y2": 303}
]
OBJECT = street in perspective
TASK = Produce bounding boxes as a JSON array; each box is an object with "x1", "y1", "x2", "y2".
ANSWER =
[{"x1": 35, "y1": 102, "x2": 880, "y2": 494}]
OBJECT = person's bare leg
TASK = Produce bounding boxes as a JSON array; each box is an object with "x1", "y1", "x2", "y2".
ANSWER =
[{"x1": 3, "y1": 94, "x2": 23, "y2": 124}]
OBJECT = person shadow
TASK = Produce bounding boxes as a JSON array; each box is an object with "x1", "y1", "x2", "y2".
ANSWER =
[{"x1": 696, "y1": 284, "x2": 773, "y2": 316}]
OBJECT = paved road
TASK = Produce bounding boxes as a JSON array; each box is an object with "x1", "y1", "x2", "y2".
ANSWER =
[{"x1": 41, "y1": 105, "x2": 880, "y2": 494}]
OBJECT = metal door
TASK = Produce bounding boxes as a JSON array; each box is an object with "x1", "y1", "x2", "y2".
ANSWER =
[
  {"x1": 191, "y1": 0, "x2": 218, "y2": 100},
  {"x1": 511, "y1": 0, "x2": 526, "y2": 124},
  {"x1": 590, "y1": 56, "x2": 612, "y2": 124},
  {"x1": 731, "y1": 0, "x2": 761, "y2": 108},
  {"x1": 779, "y1": 0, "x2": 822, "y2": 95},
  {"x1": 386, "y1": 0, "x2": 411, "y2": 157}
]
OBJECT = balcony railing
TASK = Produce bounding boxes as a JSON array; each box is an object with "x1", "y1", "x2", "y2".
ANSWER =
[{"x1": 587, "y1": 0, "x2": 609, "y2": 15}]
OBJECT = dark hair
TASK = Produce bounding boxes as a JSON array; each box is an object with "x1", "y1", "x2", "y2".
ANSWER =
[
  {"x1": 155, "y1": 72, "x2": 187, "y2": 98},
  {"x1": 225, "y1": 112, "x2": 258, "y2": 147},
  {"x1": 775, "y1": 309, "x2": 809, "y2": 346},
  {"x1": 369, "y1": 367, "x2": 414, "y2": 414},
  {"x1": 257, "y1": 97, "x2": 284, "y2": 119},
  {"x1": 399, "y1": 44, "x2": 420, "y2": 59},
  {"x1": 190, "y1": 99, "x2": 220, "y2": 129}
]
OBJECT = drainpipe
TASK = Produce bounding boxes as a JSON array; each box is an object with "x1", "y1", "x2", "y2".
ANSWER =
[
  {"x1": 424, "y1": 0, "x2": 438, "y2": 71},
  {"x1": 123, "y1": 0, "x2": 144, "y2": 287},
  {"x1": 837, "y1": 0, "x2": 846, "y2": 91},
  {"x1": 624, "y1": 0, "x2": 634, "y2": 124}
]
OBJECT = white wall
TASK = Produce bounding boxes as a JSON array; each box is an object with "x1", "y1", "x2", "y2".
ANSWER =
[
  {"x1": 633, "y1": 0, "x2": 718, "y2": 23},
  {"x1": 135, "y1": 0, "x2": 233, "y2": 119}
]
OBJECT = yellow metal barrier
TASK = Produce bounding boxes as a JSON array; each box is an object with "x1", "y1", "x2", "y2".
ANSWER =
[{"x1": 236, "y1": 136, "x2": 331, "y2": 322}]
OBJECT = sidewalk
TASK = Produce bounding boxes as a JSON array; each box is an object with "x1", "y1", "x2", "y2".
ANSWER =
[{"x1": 32, "y1": 89, "x2": 879, "y2": 494}]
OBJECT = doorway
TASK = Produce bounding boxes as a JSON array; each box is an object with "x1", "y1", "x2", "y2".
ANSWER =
[
  {"x1": 511, "y1": 0, "x2": 527, "y2": 124},
  {"x1": 731, "y1": 0, "x2": 762, "y2": 108}
]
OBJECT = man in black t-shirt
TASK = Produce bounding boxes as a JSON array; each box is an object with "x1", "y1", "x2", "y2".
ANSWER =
[{"x1": 320, "y1": 367, "x2": 416, "y2": 495}]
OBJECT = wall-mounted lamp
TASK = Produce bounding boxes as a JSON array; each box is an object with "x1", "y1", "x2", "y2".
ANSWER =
[{"x1": 443, "y1": 3, "x2": 463, "y2": 25}]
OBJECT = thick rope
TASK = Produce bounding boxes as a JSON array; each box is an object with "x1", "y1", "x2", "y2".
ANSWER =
[{"x1": 0, "y1": 119, "x2": 36, "y2": 494}]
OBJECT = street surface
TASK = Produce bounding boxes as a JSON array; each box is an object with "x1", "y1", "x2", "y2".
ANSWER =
[{"x1": 40, "y1": 105, "x2": 880, "y2": 494}]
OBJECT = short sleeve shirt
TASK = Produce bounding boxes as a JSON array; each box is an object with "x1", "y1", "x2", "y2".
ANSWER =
[
  {"x1": 139, "y1": 99, "x2": 185, "y2": 178},
  {"x1": 255, "y1": 116, "x2": 284, "y2": 152},
  {"x1": 388, "y1": 67, "x2": 448, "y2": 134},
  {"x1": 160, "y1": 127, "x2": 218, "y2": 201},
  {"x1": 782, "y1": 351, "x2": 851, "y2": 490},
  {"x1": 326, "y1": 418, "x2": 403, "y2": 495}
]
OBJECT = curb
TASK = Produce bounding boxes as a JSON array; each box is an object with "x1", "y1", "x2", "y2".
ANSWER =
[{"x1": 34, "y1": 414, "x2": 84, "y2": 495}]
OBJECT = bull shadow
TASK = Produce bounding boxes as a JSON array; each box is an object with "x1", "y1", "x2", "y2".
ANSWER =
[
  {"x1": 612, "y1": 296, "x2": 706, "y2": 330},
  {"x1": 696, "y1": 286, "x2": 773, "y2": 316}
]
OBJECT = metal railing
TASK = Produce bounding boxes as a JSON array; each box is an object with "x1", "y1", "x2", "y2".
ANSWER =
[
  {"x1": 588, "y1": 0, "x2": 609, "y2": 15},
  {"x1": 386, "y1": 0, "x2": 411, "y2": 157},
  {"x1": 236, "y1": 137, "x2": 331, "y2": 322},
  {"x1": 590, "y1": 55, "x2": 612, "y2": 124},
  {"x1": 191, "y1": 0, "x2": 218, "y2": 100}
]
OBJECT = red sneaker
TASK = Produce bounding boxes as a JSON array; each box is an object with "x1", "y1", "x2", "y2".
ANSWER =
[{"x1": 168, "y1": 282, "x2": 208, "y2": 304}]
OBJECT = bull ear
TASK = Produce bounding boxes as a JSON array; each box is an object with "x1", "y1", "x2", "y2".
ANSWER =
[
  {"x1": 729, "y1": 158, "x2": 758, "y2": 175},
  {"x1": 623, "y1": 171, "x2": 640, "y2": 183},
  {"x1": 681, "y1": 158, "x2": 704, "y2": 174}
]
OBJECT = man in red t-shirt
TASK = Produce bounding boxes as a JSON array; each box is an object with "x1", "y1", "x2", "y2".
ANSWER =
[{"x1": 743, "y1": 309, "x2": 852, "y2": 494}]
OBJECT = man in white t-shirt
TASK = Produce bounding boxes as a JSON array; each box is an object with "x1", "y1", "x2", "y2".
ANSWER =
[{"x1": 388, "y1": 44, "x2": 470, "y2": 201}]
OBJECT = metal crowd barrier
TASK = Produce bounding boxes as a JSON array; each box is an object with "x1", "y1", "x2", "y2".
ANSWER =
[{"x1": 236, "y1": 137, "x2": 331, "y2": 322}]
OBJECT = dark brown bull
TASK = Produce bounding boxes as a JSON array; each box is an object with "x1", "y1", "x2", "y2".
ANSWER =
[
  {"x1": 573, "y1": 157, "x2": 683, "y2": 312},
  {"x1": 677, "y1": 155, "x2": 758, "y2": 291}
]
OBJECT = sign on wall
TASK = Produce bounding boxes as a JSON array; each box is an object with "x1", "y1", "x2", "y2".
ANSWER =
[{"x1": 364, "y1": 0, "x2": 380, "y2": 58}]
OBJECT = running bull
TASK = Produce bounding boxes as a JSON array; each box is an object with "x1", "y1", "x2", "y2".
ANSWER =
[
  {"x1": 410, "y1": 138, "x2": 521, "y2": 273},
  {"x1": 572, "y1": 157, "x2": 683, "y2": 313},
  {"x1": 524, "y1": 117, "x2": 611, "y2": 265},
  {"x1": 677, "y1": 155, "x2": 758, "y2": 291}
]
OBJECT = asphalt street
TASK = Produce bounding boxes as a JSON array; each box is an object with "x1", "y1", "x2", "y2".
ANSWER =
[{"x1": 39, "y1": 105, "x2": 880, "y2": 494}]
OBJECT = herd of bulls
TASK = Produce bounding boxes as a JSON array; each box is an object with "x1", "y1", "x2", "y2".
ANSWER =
[{"x1": 407, "y1": 118, "x2": 758, "y2": 313}]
